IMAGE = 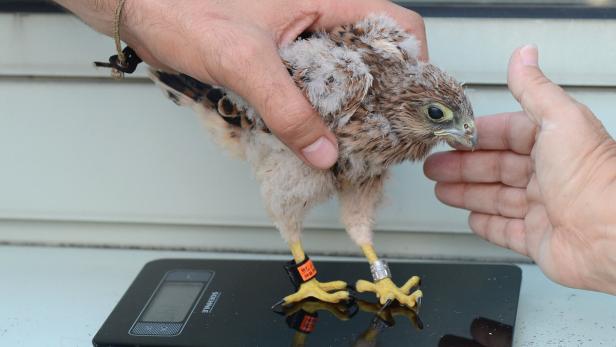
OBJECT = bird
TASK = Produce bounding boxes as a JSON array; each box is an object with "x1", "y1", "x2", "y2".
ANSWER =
[{"x1": 148, "y1": 14, "x2": 476, "y2": 310}]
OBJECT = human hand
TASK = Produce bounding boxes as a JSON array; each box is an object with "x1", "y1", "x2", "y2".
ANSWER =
[
  {"x1": 54, "y1": 0, "x2": 427, "y2": 169},
  {"x1": 424, "y1": 45, "x2": 616, "y2": 294}
]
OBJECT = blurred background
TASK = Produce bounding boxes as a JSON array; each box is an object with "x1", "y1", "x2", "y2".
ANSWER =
[{"x1": 1, "y1": 0, "x2": 615, "y2": 261}]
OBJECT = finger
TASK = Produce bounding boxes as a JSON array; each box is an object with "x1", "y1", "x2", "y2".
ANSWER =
[
  {"x1": 508, "y1": 45, "x2": 606, "y2": 136},
  {"x1": 473, "y1": 112, "x2": 537, "y2": 154},
  {"x1": 507, "y1": 45, "x2": 613, "y2": 187},
  {"x1": 424, "y1": 150, "x2": 532, "y2": 187},
  {"x1": 435, "y1": 183, "x2": 528, "y2": 219},
  {"x1": 469, "y1": 212, "x2": 528, "y2": 256},
  {"x1": 314, "y1": 0, "x2": 428, "y2": 60},
  {"x1": 507, "y1": 44, "x2": 576, "y2": 126},
  {"x1": 220, "y1": 37, "x2": 339, "y2": 169}
]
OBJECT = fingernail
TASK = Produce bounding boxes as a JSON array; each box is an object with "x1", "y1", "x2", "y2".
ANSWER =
[
  {"x1": 301, "y1": 137, "x2": 338, "y2": 169},
  {"x1": 520, "y1": 44, "x2": 538, "y2": 66}
]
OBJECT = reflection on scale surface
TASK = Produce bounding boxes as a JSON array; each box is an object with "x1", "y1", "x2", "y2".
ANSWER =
[{"x1": 274, "y1": 298, "x2": 512, "y2": 347}]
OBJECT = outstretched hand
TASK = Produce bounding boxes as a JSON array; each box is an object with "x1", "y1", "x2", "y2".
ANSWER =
[
  {"x1": 55, "y1": 0, "x2": 427, "y2": 169},
  {"x1": 424, "y1": 45, "x2": 616, "y2": 294}
]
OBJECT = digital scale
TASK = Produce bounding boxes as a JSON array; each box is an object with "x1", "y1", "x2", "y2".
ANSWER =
[{"x1": 93, "y1": 259, "x2": 522, "y2": 347}]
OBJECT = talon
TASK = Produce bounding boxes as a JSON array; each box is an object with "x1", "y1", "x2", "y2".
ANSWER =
[
  {"x1": 379, "y1": 299, "x2": 393, "y2": 313},
  {"x1": 356, "y1": 276, "x2": 422, "y2": 309},
  {"x1": 271, "y1": 298, "x2": 286, "y2": 310}
]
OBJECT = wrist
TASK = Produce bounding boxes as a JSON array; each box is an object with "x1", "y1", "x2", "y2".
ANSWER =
[{"x1": 54, "y1": 0, "x2": 139, "y2": 40}]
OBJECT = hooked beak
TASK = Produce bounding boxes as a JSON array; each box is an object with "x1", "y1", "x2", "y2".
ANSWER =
[{"x1": 434, "y1": 120, "x2": 478, "y2": 150}]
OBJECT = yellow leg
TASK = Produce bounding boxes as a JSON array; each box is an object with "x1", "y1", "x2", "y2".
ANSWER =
[
  {"x1": 361, "y1": 244, "x2": 378, "y2": 263},
  {"x1": 355, "y1": 244, "x2": 423, "y2": 309},
  {"x1": 291, "y1": 241, "x2": 306, "y2": 263},
  {"x1": 282, "y1": 241, "x2": 349, "y2": 305}
]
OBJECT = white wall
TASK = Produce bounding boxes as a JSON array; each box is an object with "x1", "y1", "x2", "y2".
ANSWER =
[{"x1": 1, "y1": 14, "x2": 614, "y2": 259}]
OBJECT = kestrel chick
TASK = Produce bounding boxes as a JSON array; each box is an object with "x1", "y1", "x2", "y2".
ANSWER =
[{"x1": 150, "y1": 14, "x2": 476, "y2": 309}]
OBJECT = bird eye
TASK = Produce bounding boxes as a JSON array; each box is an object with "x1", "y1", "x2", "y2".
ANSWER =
[
  {"x1": 427, "y1": 106, "x2": 444, "y2": 120},
  {"x1": 424, "y1": 103, "x2": 453, "y2": 123}
]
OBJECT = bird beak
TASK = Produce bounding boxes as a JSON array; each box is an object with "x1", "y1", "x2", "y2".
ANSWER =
[{"x1": 434, "y1": 120, "x2": 478, "y2": 150}]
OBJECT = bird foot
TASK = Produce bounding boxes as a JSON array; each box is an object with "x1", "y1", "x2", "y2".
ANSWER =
[
  {"x1": 356, "y1": 276, "x2": 422, "y2": 309},
  {"x1": 282, "y1": 278, "x2": 350, "y2": 305}
]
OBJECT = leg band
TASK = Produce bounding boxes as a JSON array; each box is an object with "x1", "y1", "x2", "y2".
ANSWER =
[
  {"x1": 369, "y1": 259, "x2": 391, "y2": 281},
  {"x1": 284, "y1": 255, "x2": 318, "y2": 289}
]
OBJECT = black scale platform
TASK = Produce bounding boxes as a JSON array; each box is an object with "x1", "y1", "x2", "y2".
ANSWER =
[{"x1": 94, "y1": 259, "x2": 521, "y2": 347}]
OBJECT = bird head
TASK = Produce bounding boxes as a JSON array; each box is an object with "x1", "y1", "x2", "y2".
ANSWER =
[{"x1": 384, "y1": 62, "x2": 476, "y2": 152}]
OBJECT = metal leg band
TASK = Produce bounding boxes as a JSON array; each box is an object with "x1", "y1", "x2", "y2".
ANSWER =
[{"x1": 369, "y1": 259, "x2": 391, "y2": 281}]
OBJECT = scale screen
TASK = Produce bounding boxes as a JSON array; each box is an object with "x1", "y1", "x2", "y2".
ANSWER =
[
  {"x1": 141, "y1": 282, "x2": 204, "y2": 323},
  {"x1": 127, "y1": 269, "x2": 213, "y2": 337}
]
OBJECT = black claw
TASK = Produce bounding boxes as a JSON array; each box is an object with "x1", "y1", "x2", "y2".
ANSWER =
[
  {"x1": 347, "y1": 285, "x2": 359, "y2": 298},
  {"x1": 271, "y1": 298, "x2": 286, "y2": 311},
  {"x1": 379, "y1": 299, "x2": 394, "y2": 314}
]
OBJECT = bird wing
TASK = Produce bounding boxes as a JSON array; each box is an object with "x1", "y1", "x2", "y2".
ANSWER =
[
  {"x1": 152, "y1": 47, "x2": 374, "y2": 142},
  {"x1": 149, "y1": 70, "x2": 257, "y2": 157},
  {"x1": 280, "y1": 36, "x2": 373, "y2": 129}
]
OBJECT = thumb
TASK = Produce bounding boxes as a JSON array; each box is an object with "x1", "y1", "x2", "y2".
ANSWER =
[
  {"x1": 224, "y1": 42, "x2": 338, "y2": 170},
  {"x1": 507, "y1": 44, "x2": 576, "y2": 126},
  {"x1": 507, "y1": 45, "x2": 613, "y2": 188}
]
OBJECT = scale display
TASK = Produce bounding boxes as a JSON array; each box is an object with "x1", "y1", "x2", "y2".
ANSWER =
[
  {"x1": 93, "y1": 259, "x2": 522, "y2": 347},
  {"x1": 128, "y1": 270, "x2": 213, "y2": 336}
]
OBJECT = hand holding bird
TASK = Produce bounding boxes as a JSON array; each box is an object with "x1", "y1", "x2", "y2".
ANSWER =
[{"x1": 55, "y1": 0, "x2": 427, "y2": 169}]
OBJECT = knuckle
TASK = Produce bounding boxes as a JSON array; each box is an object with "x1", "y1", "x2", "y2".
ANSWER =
[
  {"x1": 236, "y1": 38, "x2": 264, "y2": 62},
  {"x1": 223, "y1": 41, "x2": 259, "y2": 71},
  {"x1": 502, "y1": 220, "x2": 512, "y2": 249},
  {"x1": 500, "y1": 152, "x2": 518, "y2": 185},
  {"x1": 518, "y1": 74, "x2": 549, "y2": 104},
  {"x1": 574, "y1": 102, "x2": 593, "y2": 116},
  {"x1": 495, "y1": 186, "x2": 508, "y2": 216},
  {"x1": 264, "y1": 103, "x2": 321, "y2": 142},
  {"x1": 400, "y1": 10, "x2": 426, "y2": 34},
  {"x1": 461, "y1": 183, "x2": 473, "y2": 208},
  {"x1": 459, "y1": 153, "x2": 472, "y2": 182},
  {"x1": 408, "y1": 11, "x2": 426, "y2": 29},
  {"x1": 216, "y1": 32, "x2": 264, "y2": 78},
  {"x1": 274, "y1": 112, "x2": 317, "y2": 140}
]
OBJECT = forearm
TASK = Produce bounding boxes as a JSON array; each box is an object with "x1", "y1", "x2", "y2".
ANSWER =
[{"x1": 53, "y1": 0, "x2": 131, "y2": 37}]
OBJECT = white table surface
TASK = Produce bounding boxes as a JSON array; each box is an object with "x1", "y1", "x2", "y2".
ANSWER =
[{"x1": 0, "y1": 245, "x2": 615, "y2": 347}]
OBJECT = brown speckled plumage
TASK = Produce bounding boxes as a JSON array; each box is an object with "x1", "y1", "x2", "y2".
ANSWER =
[{"x1": 149, "y1": 14, "x2": 475, "y2": 248}]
